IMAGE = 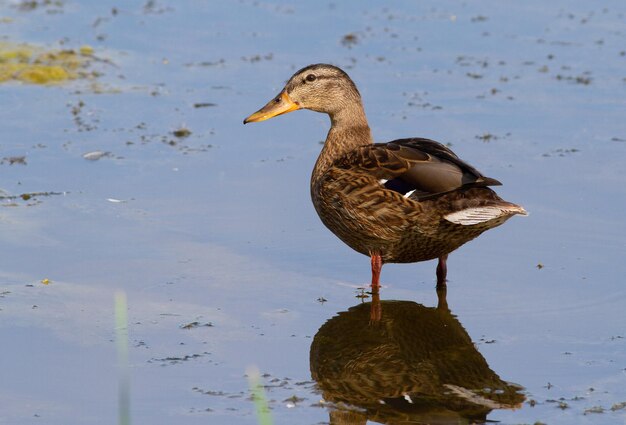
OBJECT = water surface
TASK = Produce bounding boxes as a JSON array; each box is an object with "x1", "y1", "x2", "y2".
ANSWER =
[{"x1": 1, "y1": 1, "x2": 625, "y2": 424}]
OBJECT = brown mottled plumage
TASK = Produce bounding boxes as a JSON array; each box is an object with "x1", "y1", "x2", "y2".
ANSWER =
[{"x1": 244, "y1": 64, "x2": 526, "y2": 289}]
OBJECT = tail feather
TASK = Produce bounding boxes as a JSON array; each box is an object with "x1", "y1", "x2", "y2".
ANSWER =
[{"x1": 444, "y1": 203, "x2": 527, "y2": 226}]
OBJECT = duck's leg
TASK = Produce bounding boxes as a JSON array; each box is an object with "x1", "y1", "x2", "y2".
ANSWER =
[
  {"x1": 436, "y1": 254, "x2": 448, "y2": 289},
  {"x1": 370, "y1": 286, "x2": 382, "y2": 322},
  {"x1": 370, "y1": 252, "x2": 383, "y2": 291},
  {"x1": 436, "y1": 285, "x2": 449, "y2": 311}
]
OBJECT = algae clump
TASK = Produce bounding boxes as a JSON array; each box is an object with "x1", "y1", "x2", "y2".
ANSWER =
[{"x1": 0, "y1": 42, "x2": 98, "y2": 85}]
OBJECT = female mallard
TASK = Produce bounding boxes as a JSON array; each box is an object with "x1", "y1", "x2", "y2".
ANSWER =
[{"x1": 244, "y1": 64, "x2": 526, "y2": 289}]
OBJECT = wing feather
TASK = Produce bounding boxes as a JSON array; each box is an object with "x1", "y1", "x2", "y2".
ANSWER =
[{"x1": 334, "y1": 138, "x2": 501, "y2": 200}]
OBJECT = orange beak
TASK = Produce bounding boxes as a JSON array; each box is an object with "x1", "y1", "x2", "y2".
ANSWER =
[{"x1": 243, "y1": 91, "x2": 300, "y2": 124}]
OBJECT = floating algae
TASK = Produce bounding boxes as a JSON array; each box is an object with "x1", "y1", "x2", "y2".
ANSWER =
[{"x1": 0, "y1": 42, "x2": 99, "y2": 85}]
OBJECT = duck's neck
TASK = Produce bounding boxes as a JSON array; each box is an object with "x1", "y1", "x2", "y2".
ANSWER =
[{"x1": 312, "y1": 105, "x2": 373, "y2": 185}]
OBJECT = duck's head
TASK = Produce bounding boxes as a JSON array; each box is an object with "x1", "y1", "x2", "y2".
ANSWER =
[{"x1": 243, "y1": 63, "x2": 362, "y2": 124}]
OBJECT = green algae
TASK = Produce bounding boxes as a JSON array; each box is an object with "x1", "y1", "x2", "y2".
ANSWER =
[{"x1": 0, "y1": 42, "x2": 98, "y2": 85}]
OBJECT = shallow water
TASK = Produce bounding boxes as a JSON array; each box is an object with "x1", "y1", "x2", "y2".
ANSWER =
[{"x1": 1, "y1": 1, "x2": 625, "y2": 424}]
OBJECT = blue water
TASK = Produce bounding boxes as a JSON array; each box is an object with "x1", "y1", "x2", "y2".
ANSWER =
[{"x1": 1, "y1": 1, "x2": 625, "y2": 424}]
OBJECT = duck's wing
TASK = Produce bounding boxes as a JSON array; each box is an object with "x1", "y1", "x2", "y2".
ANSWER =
[{"x1": 335, "y1": 137, "x2": 501, "y2": 201}]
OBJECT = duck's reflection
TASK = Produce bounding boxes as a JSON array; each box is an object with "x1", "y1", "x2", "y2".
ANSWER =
[{"x1": 310, "y1": 289, "x2": 524, "y2": 425}]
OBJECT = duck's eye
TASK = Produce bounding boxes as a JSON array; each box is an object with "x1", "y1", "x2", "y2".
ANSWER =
[
  {"x1": 274, "y1": 97, "x2": 281, "y2": 103},
  {"x1": 305, "y1": 74, "x2": 316, "y2": 82}
]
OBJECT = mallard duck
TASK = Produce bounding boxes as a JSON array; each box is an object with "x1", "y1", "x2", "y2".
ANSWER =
[{"x1": 244, "y1": 64, "x2": 526, "y2": 289}]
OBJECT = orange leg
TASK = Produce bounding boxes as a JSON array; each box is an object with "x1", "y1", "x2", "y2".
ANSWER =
[
  {"x1": 436, "y1": 254, "x2": 448, "y2": 289},
  {"x1": 436, "y1": 285, "x2": 449, "y2": 311},
  {"x1": 370, "y1": 253, "x2": 383, "y2": 291},
  {"x1": 370, "y1": 287, "x2": 382, "y2": 322}
]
